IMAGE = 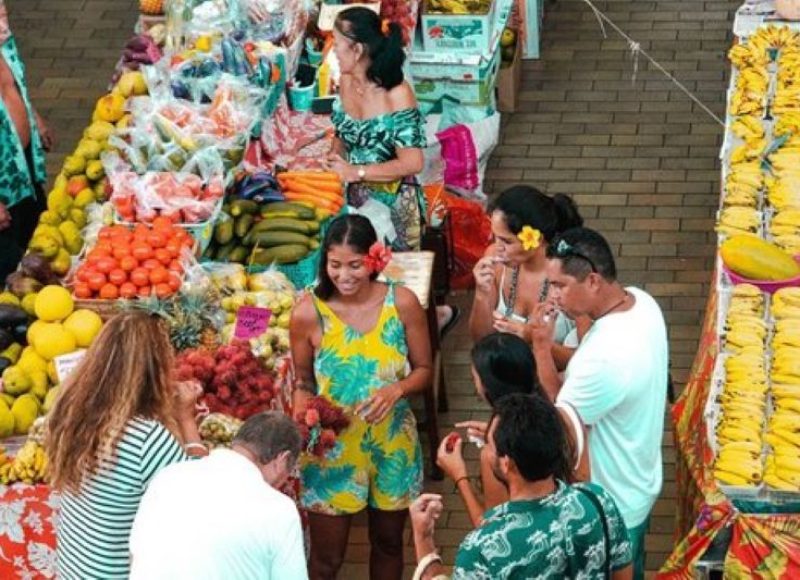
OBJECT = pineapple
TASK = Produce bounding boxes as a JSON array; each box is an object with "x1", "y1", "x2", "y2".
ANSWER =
[{"x1": 200, "y1": 326, "x2": 219, "y2": 350}]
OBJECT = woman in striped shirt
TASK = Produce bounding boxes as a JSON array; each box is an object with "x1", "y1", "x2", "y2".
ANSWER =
[{"x1": 45, "y1": 311, "x2": 208, "y2": 579}]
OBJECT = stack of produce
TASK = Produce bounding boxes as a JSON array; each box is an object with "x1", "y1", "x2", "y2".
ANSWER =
[
  {"x1": 208, "y1": 266, "x2": 294, "y2": 366},
  {"x1": 0, "y1": 439, "x2": 49, "y2": 485},
  {"x1": 766, "y1": 130, "x2": 800, "y2": 255},
  {"x1": 175, "y1": 341, "x2": 276, "y2": 420},
  {"x1": 139, "y1": 0, "x2": 164, "y2": 15},
  {"x1": 207, "y1": 171, "x2": 328, "y2": 266},
  {"x1": 276, "y1": 171, "x2": 344, "y2": 219},
  {"x1": 0, "y1": 286, "x2": 103, "y2": 437},
  {"x1": 724, "y1": 117, "x2": 765, "y2": 209},
  {"x1": 71, "y1": 222, "x2": 193, "y2": 300},
  {"x1": 129, "y1": 289, "x2": 222, "y2": 352},
  {"x1": 771, "y1": 27, "x2": 800, "y2": 115},
  {"x1": 199, "y1": 413, "x2": 243, "y2": 449},
  {"x1": 714, "y1": 284, "x2": 767, "y2": 487},
  {"x1": 727, "y1": 31, "x2": 770, "y2": 116},
  {"x1": 764, "y1": 288, "x2": 800, "y2": 490}
]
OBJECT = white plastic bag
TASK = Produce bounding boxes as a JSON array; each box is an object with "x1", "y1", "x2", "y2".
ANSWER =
[{"x1": 348, "y1": 199, "x2": 397, "y2": 245}]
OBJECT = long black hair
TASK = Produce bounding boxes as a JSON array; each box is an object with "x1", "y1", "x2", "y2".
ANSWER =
[
  {"x1": 315, "y1": 214, "x2": 378, "y2": 300},
  {"x1": 334, "y1": 7, "x2": 405, "y2": 90},
  {"x1": 471, "y1": 333, "x2": 544, "y2": 407},
  {"x1": 488, "y1": 185, "x2": 583, "y2": 242}
]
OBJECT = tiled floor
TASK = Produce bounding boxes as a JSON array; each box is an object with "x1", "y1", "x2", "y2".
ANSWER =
[{"x1": 7, "y1": 0, "x2": 739, "y2": 576}]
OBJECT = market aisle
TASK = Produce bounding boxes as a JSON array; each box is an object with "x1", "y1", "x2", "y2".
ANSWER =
[{"x1": 6, "y1": 0, "x2": 738, "y2": 577}]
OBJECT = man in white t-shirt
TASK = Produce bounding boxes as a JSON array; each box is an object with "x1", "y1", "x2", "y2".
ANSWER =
[
  {"x1": 530, "y1": 227, "x2": 668, "y2": 580},
  {"x1": 130, "y1": 411, "x2": 307, "y2": 580}
]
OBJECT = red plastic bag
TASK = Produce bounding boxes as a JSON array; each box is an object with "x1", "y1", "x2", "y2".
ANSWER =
[{"x1": 424, "y1": 184, "x2": 491, "y2": 290}]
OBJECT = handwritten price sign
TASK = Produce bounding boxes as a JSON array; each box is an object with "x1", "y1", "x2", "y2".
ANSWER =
[{"x1": 234, "y1": 306, "x2": 272, "y2": 339}]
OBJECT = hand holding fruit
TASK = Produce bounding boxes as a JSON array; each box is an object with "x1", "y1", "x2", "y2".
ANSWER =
[
  {"x1": 528, "y1": 302, "x2": 557, "y2": 348},
  {"x1": 454, "y1": 420, "x2": 487, "y2": 444},
  {"x1": 174, "y1": 379, "x2": 203, "y2": 418},
  {"x1": 492, "y1": 311, "x2": 530, "y2": 341},
  {"x1": 436, "y1": 432, "x2": 467, "y2": 482},
  {"x1": 356, "y1": 383, "x2": 404, "y2": 424},
  {"x1": 409, "y1": 493, "x2": 444, "y2": 540},
  {"x1": 472, "y1": 256, "x2": 497, "y2": 297}
]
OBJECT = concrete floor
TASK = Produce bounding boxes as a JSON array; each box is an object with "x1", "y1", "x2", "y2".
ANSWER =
[{"x1": 6, "y1": 0, "x2": 737, "y2": 576}]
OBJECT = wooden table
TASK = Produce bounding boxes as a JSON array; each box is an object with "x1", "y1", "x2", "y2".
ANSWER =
[{"x1": 382, "y1": 251, "x2": 447, "y2": 479}]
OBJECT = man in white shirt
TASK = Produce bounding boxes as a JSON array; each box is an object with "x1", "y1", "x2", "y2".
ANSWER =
[
  {"x1": 130, "y1": 411, "x2": 307, "y2": 580},
  {"x1": 530, "y1": 227, "x2": 668, "y2": 580}
]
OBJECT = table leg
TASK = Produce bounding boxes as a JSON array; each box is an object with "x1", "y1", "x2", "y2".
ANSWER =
[{"x1": 424, "y1": 294, "x2": 443, "y2": 480}]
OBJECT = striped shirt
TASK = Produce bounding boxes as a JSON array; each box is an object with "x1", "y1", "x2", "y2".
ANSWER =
[{"x1": 56, "y1": 417, "x2": 188, "y2": 579}]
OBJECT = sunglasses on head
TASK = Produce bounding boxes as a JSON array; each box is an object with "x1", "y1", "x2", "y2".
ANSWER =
[{"x1": 551, "y1": 239, "x2": 598, "y2": 273}]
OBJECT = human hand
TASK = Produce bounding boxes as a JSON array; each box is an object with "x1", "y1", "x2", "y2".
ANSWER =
[
  {"x1": 529, "y1": 302, "x2": 557, "y2": 348},
  {"x1": 472, "y1": 255, "x2": 498, "y2": 297},
  {"x1": 454, "y1": 420, "x2": 488, "y2": 444},
  {"x1": 355, "y1": 383, "x2": 403, "y2": 424},
  {"x1": 246, "y1": 0, "x2": 269, "y2": 22},
  {"x1": 174, "y1": 380, "x2": 203, "y2": 418},
  {"x1": 35, "y1": 112, "x2": 54, "y2": 151},
  {"x1": 325, "y1": 153, "x2": 359, "y2": 182},
  {"x1": 292, "y1": 388, "x2": 313, "y2": 421},
  {"x1": 436, "y1": 431, "x2": 468, "y2": 482},
  {"x1": 0, "y1": 203, "x2": 10, "y2": 231},
  {"x1": 409, "y1": 493, "x2": 443, "y2": 540},
  {"x1": 492, "y1": 311, "x2": 531, "y2": 342}
]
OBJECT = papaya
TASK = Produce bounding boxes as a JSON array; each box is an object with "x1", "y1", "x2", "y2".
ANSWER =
[{"x1": 721, "y1": 235, "x2": 800, "y2": 281}]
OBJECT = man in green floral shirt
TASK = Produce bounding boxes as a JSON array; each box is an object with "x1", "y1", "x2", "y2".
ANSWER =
[
  {"x1": 0, "y1": 1, "x2": 52, "y2": 281},
  {"x1": 409, "y1": 394, "x2": 633, "y2": 579}
]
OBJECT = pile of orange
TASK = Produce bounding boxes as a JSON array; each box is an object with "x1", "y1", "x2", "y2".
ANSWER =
[{"x1": 72, "y1": 218, "x2": 193, "y2": 300}]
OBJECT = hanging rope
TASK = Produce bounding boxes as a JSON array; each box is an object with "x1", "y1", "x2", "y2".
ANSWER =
[{"x1": 581, "y1": 0, "x2": 726, "y2": 127}]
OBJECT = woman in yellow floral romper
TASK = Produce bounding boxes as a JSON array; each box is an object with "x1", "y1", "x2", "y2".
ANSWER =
[{"x1": 290, "y1": 214, "x2": 433, "y2": 580}]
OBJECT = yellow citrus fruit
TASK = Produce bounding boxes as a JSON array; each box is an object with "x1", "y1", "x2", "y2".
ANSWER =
[{"x1": 34, "y1": 285, "x2": 74, "y2": 322}]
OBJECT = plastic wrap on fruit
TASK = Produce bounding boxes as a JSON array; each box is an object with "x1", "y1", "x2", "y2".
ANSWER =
[
  {"x1": 247, "y1": 269, "x2": 295, "y2": 294},
  {"x1": 199, "y1": 412, "x2": 244, "y2": 448}
]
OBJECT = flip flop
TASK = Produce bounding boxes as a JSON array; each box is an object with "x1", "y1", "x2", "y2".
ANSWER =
[{"x1": 440, "y1": 305, "x2": 461, "y2": 339}]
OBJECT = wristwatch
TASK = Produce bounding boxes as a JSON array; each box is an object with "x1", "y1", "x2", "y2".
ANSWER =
[{"x1": 357, "y1": 167, "x2": 366, "y2": 181}]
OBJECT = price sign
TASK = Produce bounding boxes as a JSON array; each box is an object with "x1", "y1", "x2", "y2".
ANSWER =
[
  {"x1": 234, "y1": 306, "x2": 272, "y2": 339},
  {"x1": 54, "y1": 350, "x2": 87, "y2": 384}
]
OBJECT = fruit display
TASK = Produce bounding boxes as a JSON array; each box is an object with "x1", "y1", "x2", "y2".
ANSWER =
[
  {"x1": 110, "y1": 170, "x2": 225, "y2": 224},
  {"x1": 0, "y1": 439, "x2": 49, "y2": 485},
  {"x1": 175, "y1": 341, "x2": 276, "y2": 420},
  {"x1": 425, "y1": 0, "x2": 492, "y2": 15},
  {"x1": 70, "y1": 222, "x2": 192, "y2": 300},
  {"x1": 296, "y1": 396, "x2": 350, "y2": 457},
  {"x1": 716, "y1": 207, "x2": 761, "y2": 237},
  {"x1": 0, "y1": 286, "x2": 101, "y2": 437},
  {"x1": 206, "y1": 172, "x2": 331, "y2": 266},
  {"x1": 714, "y1": 284, "x2": 767, "y2": 487},
  {"x1": 720, "y1": 235, "x2": 800, "y2": 281},
  {"x1": 128, "y1": 289, "x2": 222, "y2": 351},
  {"x1": 208, "y1": 266, "x2": 295, "y2": 364},
  {"x1": 764, "y1": 288, "x2": 800, "y2": 490},
  {"x1": 199, "y1": 413, "x2": 243, "y2": 448}
]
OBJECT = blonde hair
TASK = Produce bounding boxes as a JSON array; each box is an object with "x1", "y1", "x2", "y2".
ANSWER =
[{"x1": 46, "y1": 310, "x2": 178, "y2": 492}]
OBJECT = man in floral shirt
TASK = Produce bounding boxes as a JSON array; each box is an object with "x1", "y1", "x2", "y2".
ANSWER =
[{"x1": 409, "y1": 394, "x2": 633, "y2": 579}]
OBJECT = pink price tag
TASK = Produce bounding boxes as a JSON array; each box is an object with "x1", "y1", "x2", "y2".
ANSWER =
[{"x1": 234, "y1": 306, "x2": 272, "y2": 339}]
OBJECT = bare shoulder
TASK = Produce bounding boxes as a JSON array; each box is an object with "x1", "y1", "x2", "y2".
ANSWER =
[
  {"x1": 387, "y1": 81, "x2": 418, "y2": 111},
  {"x1": 394, "y1": 284, "x2": 423, "y2": 312},
  {"x1": 290, "y1": 292, "x2": 318, "y2": 327}
]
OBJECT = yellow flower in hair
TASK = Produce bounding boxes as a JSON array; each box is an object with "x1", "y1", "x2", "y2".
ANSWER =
[{"x1": 518, "y1": 226, "x2": 542, "y2": 251}]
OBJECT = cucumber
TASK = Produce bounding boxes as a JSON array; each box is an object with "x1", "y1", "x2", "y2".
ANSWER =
[
  {"x1": 230, "y1": 199, "x2": 259, "y2": 217},
  {"x1": 215, "y1": 240, "x2": 237, "y2": 261},
  {"x1": 214, "y1": 217, "x2": 234, "y2": 245},
  {"x1": 251, "y1": 244, "x2": 310, "y2": 265},
  {"x1": 260, "y1": 202, "x2": 316, "y2": 220},
  {"x1": 249, "y1": 231, "x2": 313, "y2": 249},
  {"x1": 234, "y1": 214, "x2": 254, "y2": 239},
  {"x1": 248, "y1": 217, "x2": 319, "y2": 237},
  {"x1": 228, "y1": 246, "x2": 250, "y2": 263}
]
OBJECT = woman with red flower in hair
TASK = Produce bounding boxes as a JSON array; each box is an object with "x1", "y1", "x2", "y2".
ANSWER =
[{"x1": 290, "y1": 214, "x2": 432, "y2": 580}]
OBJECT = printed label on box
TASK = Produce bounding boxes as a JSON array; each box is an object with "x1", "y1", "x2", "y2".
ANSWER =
[{"x1": 234, "y1": 306, "x2": 272, "y2": 339}]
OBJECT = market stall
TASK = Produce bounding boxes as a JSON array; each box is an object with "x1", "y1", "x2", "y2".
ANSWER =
[
  {"x1": 661, "y1": 8, "x2": 800, "y2": 577},
  {"x1": 0, "y1": 0, "x2": 520, "y2": 574}
]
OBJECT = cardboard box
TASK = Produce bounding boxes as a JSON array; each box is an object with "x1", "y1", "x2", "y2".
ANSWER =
[
  {"x1": 421, "y1": 0, "x2": 496, "y2": 54},
  {"x1": 497, "y1": 39, "x2": 521, "y2": 112},
  {"x1": 411, "y1": 47, "x2": 500, "y2": 107}
]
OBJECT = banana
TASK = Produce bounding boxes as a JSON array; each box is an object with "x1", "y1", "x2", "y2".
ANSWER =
[
  {"x1": 718, "y1": 425, "x2": 762, "y2": 443},
  {"x1": 764, "y1": 472, "x2": 798, "y2": 491},
  {"x1": 715, "y1": 469, "x2": 757, "y2": 487},
  {"x1": 775, "y1": 455, "x2": 800, "y2": 472}
]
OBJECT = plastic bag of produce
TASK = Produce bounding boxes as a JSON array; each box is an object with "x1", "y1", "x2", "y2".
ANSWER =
[
  {"x1": 436, "y1": 112, "x2": 499, "y2": 204},
  {"x1": 247, "y1": 268, "x2": 296, "y2": 294}
]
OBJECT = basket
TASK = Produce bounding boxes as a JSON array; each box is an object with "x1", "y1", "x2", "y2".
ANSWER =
[
  {"x1": 73, "y1": 298, "x2": 122, "y2": 321},
  {"x1": 722, "y1": 256, "x2": 800, "y2": 294}
]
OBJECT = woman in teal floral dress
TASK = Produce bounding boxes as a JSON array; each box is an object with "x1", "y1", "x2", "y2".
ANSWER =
[
  {"x1": 291, "y1": 215, "x2": 433, "y2": 579},
  {"x1": 326, "y1": 6, "x2": 460, "y2": 333}
]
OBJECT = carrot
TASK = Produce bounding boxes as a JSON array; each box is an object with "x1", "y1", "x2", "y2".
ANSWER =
[
  {"x1": 283, "y1": 192, "x2": 343, "y2": 213},
  {"x1": 278, "y1": 171, "x2": 341, "y2": 183},
  {"x1": 291, "y1": 177, "x2": 342, "y2": 195},
  {"x1": 284, "y1": 180, "x2": 343, "y2": 204}
]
